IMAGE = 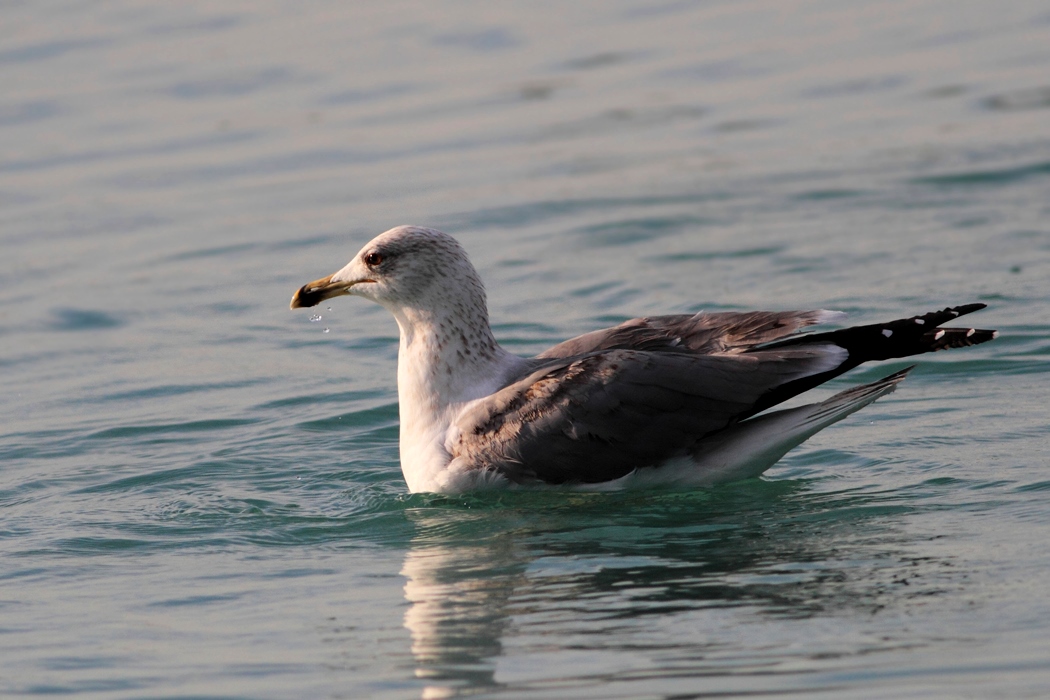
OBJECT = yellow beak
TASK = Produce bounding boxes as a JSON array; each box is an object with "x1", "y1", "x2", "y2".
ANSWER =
[{"x1": 290, "y1": 274, "x2": 354, "y2": 309}]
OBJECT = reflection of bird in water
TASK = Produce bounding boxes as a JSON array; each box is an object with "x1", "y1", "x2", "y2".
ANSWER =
[
  {"x1": 402, "y1": 539, "x2": 523, "y2": 699},
  {"x1": 397, "y1": 489, "x2": 956, "y2": 698},
  {"x1": 292, "y1": 226, "x2": 996, "y2": 494}
]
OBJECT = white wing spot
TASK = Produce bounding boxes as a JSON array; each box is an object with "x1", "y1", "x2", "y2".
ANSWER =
[
  {"x1": 914, "y1": 318, "x2": 925, "y2": 325},
  {"x1": 882, "y1": 329, "x2": 893, "y2": 338},
  {"x1": 934, "y1": 330, "x2": 945, "y2": 340},
  {"x1": 966, "y1": 328, "x2": 975, "y2": 337}
]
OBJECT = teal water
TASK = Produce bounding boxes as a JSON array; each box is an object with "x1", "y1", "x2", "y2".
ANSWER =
[{"x1": 3, "y1": 1, "x2": 1050, "y2": 697}]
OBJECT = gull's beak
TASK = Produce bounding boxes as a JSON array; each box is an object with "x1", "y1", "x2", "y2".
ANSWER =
[{"x1": 290, "y1": 273, "x2": 354, "y2": 309}]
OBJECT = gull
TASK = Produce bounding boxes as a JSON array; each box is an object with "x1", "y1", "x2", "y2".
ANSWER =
[{"x1": 290, "y1": 226, "x2": 996, "y2": 493}]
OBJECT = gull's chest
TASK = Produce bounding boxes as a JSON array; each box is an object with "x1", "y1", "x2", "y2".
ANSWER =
[
  {"x1": 392, "y1": 333, "x2": 526, "y2": 493},
  {"x1": 395, "y1": 346, "x2": 454, "y2": 492}
]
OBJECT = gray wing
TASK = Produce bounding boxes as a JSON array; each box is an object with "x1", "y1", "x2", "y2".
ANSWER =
[
  {"x1": 536, "y1": 310, "x2": 844, "y2": 359},
  {"x1": 450, "y1": 344, "x2": 847, "y2": 485}
]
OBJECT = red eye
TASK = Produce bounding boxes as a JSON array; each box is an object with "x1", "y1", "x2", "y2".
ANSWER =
[{"x1": 364, "y1": 252, "x2": 384, "y2": 267}]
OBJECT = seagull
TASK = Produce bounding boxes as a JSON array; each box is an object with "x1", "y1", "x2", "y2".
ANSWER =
[{"x1": 290, "y1": 226, "x2": 996, "y2": 494}]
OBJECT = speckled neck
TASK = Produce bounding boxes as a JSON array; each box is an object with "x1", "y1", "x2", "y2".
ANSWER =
[
  {"x1": 389, "y1": 293, "x2": 526, "y2": 493},
  {"x1": 392, "y1": 301, "x2": 506, "y2": 406}
]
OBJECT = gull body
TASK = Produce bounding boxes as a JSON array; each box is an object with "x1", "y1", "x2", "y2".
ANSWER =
[{"x1": 291, "y1": 226, "x2": 996, "y2": 494}]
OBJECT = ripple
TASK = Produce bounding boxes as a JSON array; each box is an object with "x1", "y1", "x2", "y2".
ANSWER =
[
  {"x1": 911, "y1": 160, "x2": 1050, "y2": 187},
  {"x1": 0, "y1": 37, "x2": 111, "y2": 65},
  {"x1": 47, "y1": 307, "x2": 125, "y2": 331},
  {"x1": 981, "y1": 86, "x2": 1050, "y2": 112},
  {"x1": 571, "y1": 215, "x2": 711, "y2": 247},
  {"x1": 165, "y1": 66, "x2": 301, "y2": 99},
  {"x1": 85, "y1": 418, "x2": 259, "y2": 441},
  {"x1": 0, "y1": 99, "x2": 63, "y2": 126}
]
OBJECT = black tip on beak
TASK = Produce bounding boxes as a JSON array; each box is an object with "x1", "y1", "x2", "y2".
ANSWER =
[{"x1": 290, "y1": 283, "x2": 323, "y2": 309}]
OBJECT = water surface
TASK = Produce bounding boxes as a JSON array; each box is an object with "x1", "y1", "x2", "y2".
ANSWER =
[{"x1": 2, "y1": 1, "x2": 1050, "y2": 697}]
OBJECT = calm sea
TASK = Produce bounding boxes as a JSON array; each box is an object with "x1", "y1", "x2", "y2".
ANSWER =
[{"x1": 3, "y1": 1, "x2": 1049, "y2": 697}]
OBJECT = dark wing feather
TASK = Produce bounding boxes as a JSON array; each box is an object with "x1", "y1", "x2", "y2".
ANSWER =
[
  {"x1": 536, "y1": 310, "x2": 841, "y2": 359},
  {"x1": 741, "y1": 304, "x2": 996, "y2": 418},
  {"x1": 450, "y1": 345, "x2": 844, "y2": 485}
]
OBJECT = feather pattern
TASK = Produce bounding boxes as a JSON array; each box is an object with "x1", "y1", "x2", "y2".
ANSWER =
[{"x1": 290, "y1": 226, "x2": 997, "y2": 493}]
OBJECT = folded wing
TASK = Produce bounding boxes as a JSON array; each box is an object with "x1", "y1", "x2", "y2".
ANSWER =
[
  {"x1": 449, "y1": 343, "x2": 848, "y2": 484},
  {"x1": 537, "y1": 309, "x2": 845, "y2": 358}
]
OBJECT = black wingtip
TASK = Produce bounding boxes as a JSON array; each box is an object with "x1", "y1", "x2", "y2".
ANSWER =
[
  {"x1": 909, "y1": 304, "x2": 987, "y2": 328},
  {"x1": 735, "y1": 302, "x2": 994, "y2": 420},
  {"x1": 769, "y1": 304, "x2": 995, "y2": 355},
  {"x1": 923, "y1": 326, "x2": 997, "y2": 351}
]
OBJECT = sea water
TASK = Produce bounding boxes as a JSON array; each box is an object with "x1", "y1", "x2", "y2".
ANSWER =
[{"x1": 2, "y1": 1, "x2": 1050, "y2": 697}]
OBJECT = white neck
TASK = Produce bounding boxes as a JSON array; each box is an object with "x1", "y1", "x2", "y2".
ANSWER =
[{"x1": 389, "y1": 303, "x2": 525, "y2": 492}]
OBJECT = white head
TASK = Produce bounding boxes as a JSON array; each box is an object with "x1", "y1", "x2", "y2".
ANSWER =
[
  {"x1": 291, "y1": 226, "x2": 485, "y2": 310},
  {"x1": 293, "y1": 226, "x2": 517, "y2": 492},
  {"x1": 291, "y1": 226, "x2": 499, "y2": 358}
]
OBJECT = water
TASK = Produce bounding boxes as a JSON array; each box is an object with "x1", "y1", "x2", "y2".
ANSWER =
[{"x1": 3, "y1": 1, "x2": 1050, "y2": 697}]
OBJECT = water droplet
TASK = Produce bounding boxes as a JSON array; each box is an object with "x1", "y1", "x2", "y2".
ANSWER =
[
  {"x1": 323, "y1": 327, "x2": 330, "y2": 333},
  {"x1": 326, "y1": 306, "x2": 332, "y2": 311},
  {"x1": 310, "y1": 314, "x2": 322, "y2": 322}
]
